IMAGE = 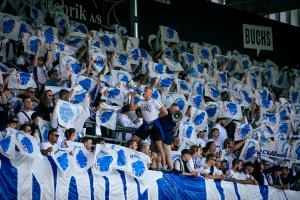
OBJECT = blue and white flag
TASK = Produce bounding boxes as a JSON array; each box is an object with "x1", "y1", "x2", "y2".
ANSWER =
[
  {"x1": 216, "y1": 71, "x2": 228, "y2": 91},
  {"x1": 114, "y1": 24, "x2": 127, "y2": 37},
  {"x1": 178, "y1": 40, "x2": 187, "y2": 53},
  {"x1": 42, "y1": 26, "x2": 58, "y2": 44},
  {"x1": 128, "y1": 149, "x2": 150, "y2": 179},
  {"x1": 275, "y1": 140, "x2": 291, "y2": 159},
  {"x1": 108, "y1": 144, "x2": 131, "y2": 172},
  {"x1": 76, "y1": 75, "x2": 97, "y2": 92},
  {"x1": 167, "y1": 93, "x2": 188, "y2": 114},
  {"x1": 291, "y1": 140, "x2": 300, "y2": 163},
  {"x1": 30, "y1": 7, "x2": 44, "y2": 24},
  {"x1": 51, "y1": 148, "x2": 72, "y2": 173},
  {"x1": 0, "y1": 127, "x2": 16, "y2": 159},
  {"x1": 64, "y1": 32, "x2": 87, "y2": 50},
  {"x1": 54, "y1": 12, "x2": 69, "y2": 34},
  {"x1": 129, "y1": 48, "x2": 140, "y2": 65},
  {"x1": 159, "y1": 74, "x2": 175, "y2": 91},
  {"x1": 96, "y1": 109, "x2": 117, "y2": 130},
  {"x1": 198, "y1": 47, "x2": 211, "y2": 62},
  {"x1": 55, "y1": 100, "x2": 87, "y2": 129},
  {"x1": 24, "y1": 35, "x2": 42, "y2": 55},
  {"x1": 148, "y1": 62, "x2": 166, "y2": 78},
  {"x1": 221, "y1": 101, "x2": 243, "y2": 120},
  {"x1": 69, "y1": 20, "x2": 88, "y2": 34},
  {"x1": 59, "y1": 55, "x2": 83, "y2": 80},
  {"x1": 292, "y1": 103, "x2": 300, "y2": 115},
  {"x1": 96, "y1": 32, "x2": 121, "y2": 52},
  {"x1": 240, "y1": 56, "x2": 252, "y2": 71},
  {"x1": 234, "y1": 123, "x2": 253, "y2": 141},
  {"x1": 163, "y1": 57, "x2": 183, "y2": 72},
  {"x1": 93, "y1": 144, "x2": 116, "y2": 175},
  {"x1": 15, "y1": 130, "x2": 42, "y2": 158},
  {"x1": 112, "y1": 52, "x2": 130, "y2": 71},
  {"x1": 277, "y1": 121, "x2": 292, "y2": 135},
  {"x1": 189, "y1": 94, "x2": 203, "y2": 109},
  {"x1": 52, "y1": 42, "x2": 74, "y2": 61},
  {"x1": 181, "y1": 53, "x2": 196, "y2": 67},
  {"x1": 38, "y1": 119, "x2": 51, "y2": 143},
  {"x1": 0, "y1": 13, "x2": 20, "y2": 41},
  {"x1": 204, "y1": 83, "x2": 220, "y2": 101},
  {"x1": 239, "y1": 139, "x2": 259, "y2": 162},
  {"x1": 179, "y1": 122, "x2": 197, "y2": 146},
  {"x1": 193, "y1": 63, "x2": 207, "y2": 77},
  {"x1": 191, "y1": 108, "x2": 207, "y2": 131},
  {"x1": 72, "y1": 144, "x2": 94, "y2": 173},
  {"x1": 0, "y1": 62, "x2": 10, "y2": 74},
  {"x1": 228, "y1": 78, "x2": 243, "y2": 94},
  {"x1": 205, "y1": 102, "x2": 220, "y2": 122},
  {"x1": 152, "y1": 88, "x2": 161, "y2": 102},
  {"x1": 111, "y1": 70, "x2": 132, "y2": 87},
  {"x1": 247, "y1": 73, "x2": 261, "y2": 91},
  {"x1": 91, "y1": 52, "x2": 107, "y2": 73},
  {"x1": 209, "y1": 45, "x2": 221, "y2": 57},
  {"x1": 8, "y1": 72, "x2": 37, "y2": 89},
  {"x1": 102, "y1": 87, "x2": 124, "y2": 106},
  {"x1": 191, "y1": 80, "x2": 204, "y2": 96},
  {"x1": 19, "y1": 21, "x2": 33, "y2": 39},
  {"x1": 71, "y1": 89, "x2": 89, "y2": 105},
  {"x1": 176, "y1": 79, "x2": 190, "y2": 95},
  {"x1": 255, "y1": 89, "x2": 274, "y2": 111},
  {"x1": 290, "y1": 87, "x2": 300, "y2": 103},
  {"x1": 240, "y1": 86, "x2": 254, "y2": 108},
  {"x1": 159, "y1": 25, "x2": 179, "y2": 44},
  {"x1": 100, "y1": 74, "x2": 113, "y2": 87}
]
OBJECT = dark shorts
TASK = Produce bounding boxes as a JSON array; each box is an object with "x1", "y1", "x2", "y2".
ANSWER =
[{"x1": 134, "y1": 119, "x2": 164, "y2": 142}]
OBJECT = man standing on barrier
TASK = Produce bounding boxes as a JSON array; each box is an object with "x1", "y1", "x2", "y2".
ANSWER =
[{"x1": 129, "y1": 87, "x2": 168, "y2": 170}]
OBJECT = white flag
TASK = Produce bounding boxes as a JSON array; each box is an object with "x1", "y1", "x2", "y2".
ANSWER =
[
  {"x1": 8, "y1": 72, "x2": 37, "y2": 89},
  {"x1": 93, "y1": 144, "x2": 116, "y2": 175},
  {"x1": 15, "y1": 130, "x2": 42, "y2": 158},
  {"x1": 0, "y1": 13, "x2": 21, "y2": 41},
  {"x1": 234, "y1": 123, "x2": 253, "y2": 141},
  {"x1": 51, "y1": 148, "x2": 72, "y2": 173},
  {"x1": 128, "y1": 149, "x2": 150, "y2": 179},
  {"x1": 96, "y1": 109, "x2": 117, "y2": 130},
  {"x1": 0, "y1": 128, "x2": 16, "y2": 159},
  {"x1": 239, "y1": 139, "x2": 259, "y2": 162}
]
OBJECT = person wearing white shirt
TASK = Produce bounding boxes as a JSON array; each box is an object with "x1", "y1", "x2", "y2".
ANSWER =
[
  {"x1": 200, "y1": 154, "x2": 225, "y2": 180},
  {"x1": 129, "y1": 87, "x2": 168, "y2": 169},
  {"x1": 40, "y1": 129, "x2": 59, "y2": 156},
  {"x1": 17, "y1": 96, "x2": 34, "y2": 125},
  {"x1": 226, "y1": 158, "x2": 252, "y2": 184},
  {"x1": 214, "y1": 118, "x2": 228, "y2": 149}
]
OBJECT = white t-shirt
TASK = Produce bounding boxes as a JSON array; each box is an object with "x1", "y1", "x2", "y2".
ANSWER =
[
  {"x1": 200, "y1": 164, "x2": 223, "y2": 176},
  {"x1": 227, "y1": 169, "x2": 242, "y2": 180},
  {"x1": 137, "y1": 98, "x2": 162, "y2": 122},
  {"x1": 40, "y1": 141, "x2": 58, "y2": 156},
  {"x1": 17, "y1": 110, "x2": 34, "y2": 125},
  {"x1": 214, "y1": 123, "x2": 228, "y2": 148},
  {"x1": 117, "y1": 113, "x2": 141, "y2": 129}
]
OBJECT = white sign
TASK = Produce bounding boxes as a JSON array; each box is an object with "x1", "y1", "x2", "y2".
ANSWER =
[{"x1": 243, "y1": 24, "x2": 273, "y2": 56}]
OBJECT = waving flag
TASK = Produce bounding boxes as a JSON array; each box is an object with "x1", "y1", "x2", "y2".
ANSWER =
[
  {"x1": 114, "y1": 24, "x2": 127, "y2": 37},
  {"x1": 205, "y1": 102, "x2": 220, "y2": 122},
  {"x1": 275, "y1": 140, "x2": 291, "y2": 159},
  {"x1": 189, "y1": 94, "x2": 203, "y2": 109},
  {"x1": 216, "y1": 71, "x2": 228, "y2": 91},
  {"x1": 167, "y1": 93, "x2": 188, "y2": 114},
  {"x1": 8, "y1": 72, "x2": 37, "y2": 89},
  {"x1": 209, "y1": 45, "x2": 221, "y2": 57},
  {"x1": 55, "y1": 12, "x2": 69, "y2": 34},
  {"x1": 193, "y1": 63, "x2": 207, "y2": 77},
  {"x1": 96, "y1": 109, "x2": 117, "y2": 130},
  {"x1": 178, "y1": 40, "x2": 187, "y2": 53},
  {"x1": 38, "y1": 119, "x2": 51, "y2": 142},
  {"x1": 72, "y1": 145, "x2": 93, "y2": 173},
  {"x1": 234, "y1": 123, "x2": 253, "y2": 141},
  {"x1": 0, "y1": 127, "x2": 16, "y2": 159},
  {"x1": 0, "y1": 13, "x2": 20, "y2": 41},
  {"x1": 159, "y1": 25, "x2": 179, "y2": 44},
  {"x1": 240, "y1": 86, "x2": 254, "y2": 108},
  {"x1": 247, "y1": 73, "x2": 261, "y2": 91},
  {"x1": 69, "y1": 20, "x2": 88, "y2": 34},
  {"x1": 19, "y1": 21, "x2": 33, "y2": 39},
  {"x1": 176, "y1": 79, "x2": 190, "y2": 94},
  {"x1": 159, "y1": 74, "x2": 175, "y2": 91},
  {"x1": 179, "y1": 122, "x2": 197, "y2": 146},
  {"x1": 221, "y1": 101, "x2": 243, "y2": 120},
  {"x1": 228, "y1": 78, "x2": 243, "y2": 94},
  {"x1": 198, "y1": 47, "x2": 211, "y2": 62},
  {"x1": 277, "y1": 121, "x2": 291, "y2": 135},
  {"x1": 15, "y1": 130, "x2": 42, "y2": 158},
  {"x1": 93, "y1": 144, "x2": 116, "y2": 175},
  {"x1": 30, "y1": 7, "x2": 44, "y2": 24},
  {"x1": 255, "y1": 89, "x2": 274, "y2": 111},
  {"x1": 71, "y1": 89, "x2": 89, "y2": 105},
  {"x1": 291, "y1": 140, "x2": 300, "y2": 163},
  {"x1": 152, "y1": 88, "x2": 161, "y2": 102},
  {"x1": 100, "y1": 74, "x2": 113, "y2": 86},
  {"x1": 51, "y1": 148, "x2": 71, "y2": 173},
  {"x1": 64, "y1": 32, "x2": 87, "y2": 50},
  {"x1": 126, "y1": 36, "x2": 140, "y2": 52},
  {"x1": 128, "y1": 149, "x2": 151, "y2": 179},
  {"x1": 108, "y1": 144, "x2": 131, "y2": 172},
  {"x1": 102, "y1": 87, "x2": 124, "y2": 106},
  {"x1": 191, "y1": 109, "x2": 207, "y2": 131},
  {"x1": 23, "y1": 35, "x2": 42, "y2": 55},
  {"x1": 130, "y1": 48, "x2": 140, "y2": 65},
  {"x1": 52, "y1": 42, "x2": 74, "y2": 61},
  {"x1": 91, "y1": 52, "x2": 106, "y2": 73},
  {"x1": 181, "y1": 53, "x2": 196, "y2": 67},
  {"x1": 205, "y1": 83, "x2": 220, "y2": 101},
  {"x1": 76, "y1": 75, "x2": 97, "y2": 92},
  {"x1": 112, "y1": 52, "x2": 130, "y2": 71},
  {"x1": 59, "y1": 55, "x2": 83, "y2": 80},
  {"x1": 41, "y1": 26, "x2": 56, "y2": 44},
  {"x1": 111, "y1": 70, "x2": 132, "y2": 86},
  {"x1": 55, "y1": 100, "x2": 87, "y2": 129},
  {"x1": 240, "y1": 56, "x2": 252, "y2": 71},
  {"x1": 163, "y1": 57, "x2": 183, "y2": 72},
  {"x1": 96, "y1": 32, "x2": 122, "y2": 52},
  {"x1": 148, "y1": 62, "x2": 166, "y2": 78},
  {"x1": 191, "y1": 80, "x2": 204, "y2": 96},
  {"x1": 239, "y1": 139, "x2": 259, "y2": 162}
]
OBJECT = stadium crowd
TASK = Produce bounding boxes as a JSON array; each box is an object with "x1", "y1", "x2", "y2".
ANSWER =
[{"x1": 1, "y1": 0, "x2": 300, "y2": 191}]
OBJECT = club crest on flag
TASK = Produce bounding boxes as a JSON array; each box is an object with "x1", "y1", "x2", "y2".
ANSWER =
[
  {"x1": 93, "y1": 144, "x2": 116, "y2": 175},
  {"x1": 240, "y1": 139, "x2": 258, "y2": 161}
]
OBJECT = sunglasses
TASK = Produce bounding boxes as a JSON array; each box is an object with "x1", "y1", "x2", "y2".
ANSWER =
[{"x1": 28, "y1": 91, "x2": 35, "y2": 93}]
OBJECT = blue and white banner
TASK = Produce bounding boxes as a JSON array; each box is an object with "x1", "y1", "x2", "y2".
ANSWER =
[
  {"x1": 189, "y1": 94, "x2": 204, "y2": 109},
  {"x1": 190, "y1": 108, "x2": 208, "y2": 131},
  {"x1": 30, "y1": 7, "x2": 44, "y2": 24},
  {"x1": 0, "y1": 127, "x2": 16, "y2": 159},
  {"x1": 191, "y1": 80, "x2": 204, "y2": 96},
  {"x1": 234, "y1": 123, "x2": 253, "y2": 141},
  {"x1": 51, "y1": 148, "x2": 72, "y2": 173},
  {"x1": 166, "y1": 93, "x2": 188, "y2": 115},
  {"x1": 239, "y1": 139, "x2": 259, "y2": 162},
  {"x1": 181, "y1": 53, "x2": 196, "y2": 67},
  {"x1": 108, "y1": 144, "x2": 131, "y2": 173},
  {"x1": 114, "y1": 24, "x2": 127, "y2": 37},
  {"x1": 198, "y1": 47, "x2": 211, "y2": 62},
  {"x1": 93, "y1": 144, "x2": 116, "y2": 175},
  {"x1": 159, "y1": 74, "x2": 175, "y2": 91},
  {"x1": 15, "y1": 130, "x2": 42, "y2": 158},
  {"x1": 112, "y1": 52, "x2": 131, "y2": 71},
  {"x1": 159, "y1": 25, "x2": 179, "y2": 44},
  {"x1": 111, "y1": 70, "x2": 132, "y2": 87},
  {"x1": 216, "y1": 71, "x2": 228, "y2": 91},
  {"x1": 228, "y1": 77, "x2": 243, "y2": 94},
  {"x1": 240, "y1": 56, "x2": 252, "y2": 71},
  {"x1": 179, "y1": 122, "x2": 197, "y2": 146},
  {"x1": 128, "y1": 149, "x2": 151, "y2": 179},
  {"x1": 129, "y1": 48, "x2": 140, "y2": 65},
  {"x1": 96, "y1": 109, "x2": 118, "y2": 130},
  {"x1": 75, "y1": 75, "x2": 97, "y2": 92},
  {"x1": 247, "y1": 73, "x2": 261, "y2": 91},
  {"x1": 0, "y1": 13, "x2": 20, "y2": 41},
  {"x1": 22, "y1": 34, "x2": 42, "y2": 55},
  {"x1": 8, "y1": 71, "x2": 37, "y2": 89},
  {"x1": 72, "y1": 143, "x2": 94, "y2": 173}
]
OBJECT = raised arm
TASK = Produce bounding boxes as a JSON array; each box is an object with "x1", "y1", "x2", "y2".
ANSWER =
[{"x1": 129, "y1": 92, "x2": 140, "y2": 111}]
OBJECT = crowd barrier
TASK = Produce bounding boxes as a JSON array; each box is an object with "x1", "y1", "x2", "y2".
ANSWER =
[{"x1": 0, "y1": 153, "x2": 299, "y2": 200}]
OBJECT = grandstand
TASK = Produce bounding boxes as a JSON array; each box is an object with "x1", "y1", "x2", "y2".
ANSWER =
[{"x1": 0, "y1": 0, "x2": 300, "y2": 199}]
